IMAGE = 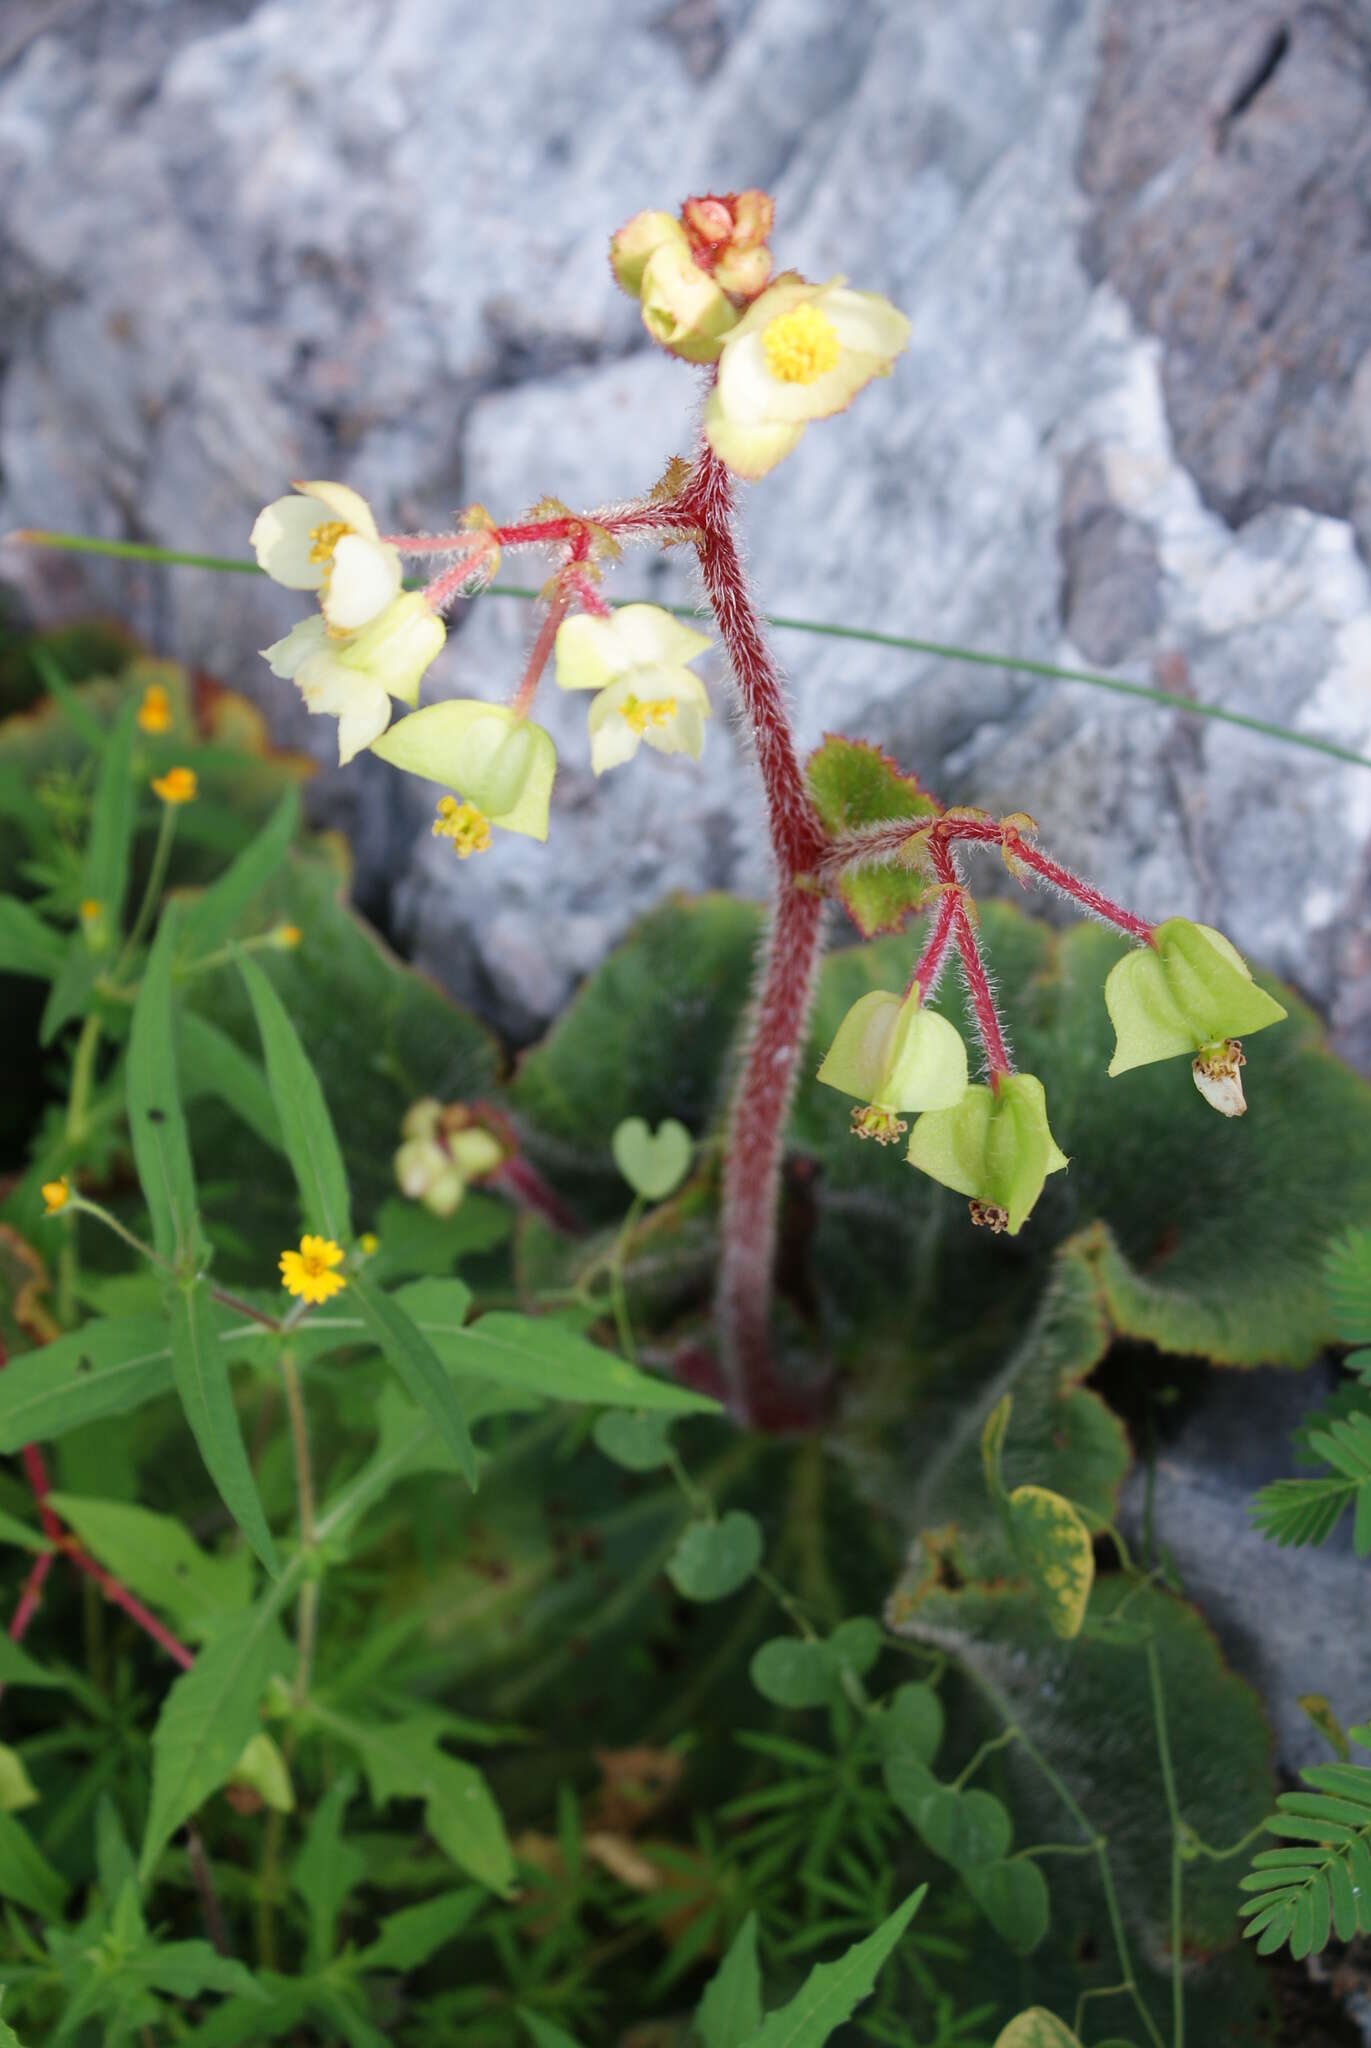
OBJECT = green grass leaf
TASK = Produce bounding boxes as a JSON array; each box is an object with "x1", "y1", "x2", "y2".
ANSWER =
[
  {"x1": 127, "y1": 904, "x2": 205, "y2": 1268},
  {"x1": 240, "y1": 952, "x2": 352, "y2": 1244},
  {"x1": 178, "y1": 788, "x2": 299, "y2": 962},
  {"x1": 167, "y1": 1275, "x2": 278, "y2": 1574},
  {"x1": 139, "y1": 1605, "x2": 290, "y2": 1883},
  {"x1": 0, "y1": 1314, "x2": 173, "y2": 1448},
  {"x1": 349, "y1": 1276, "x2": 477, "y2": 1489}
]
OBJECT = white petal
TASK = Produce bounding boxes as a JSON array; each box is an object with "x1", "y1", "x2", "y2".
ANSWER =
[
  {"x1": 555, "y1": 614, "x2": 627, "y2": 691},
  {"x1": 250, "y1": 495, "x2": 330, "y2": 589},
  {"x1": 334, "y1": 686, "x2": 393, "y2": 763},
  {"x1": 587, "y1": 693, "x2": 642, "y2": 775},
  {"x1": 703, "y1": 391, "x2": 806, "y2": 479},
  {"x1": 612, "y1": 603, "x2": 712, "y2": 669},
  {"x1": 643, "y1": 700, "x2": 707, "y2": 760},
  {"x1": 727, "y1": 274, "x2": 821, "y2": 341},
  {"x1": 341, "y1": 593, "x2": 445, "y2": 705},
  {"x1": 822, "y1": 288, "x2": 911, "y2": 364},
  {"x1": 320, "y1": 534, "x2": 402, "y2": 631},
  {"x1": 294, "y1": 479, "x2": 380, "y2": 540},
  {"x1": 261, "y1": 614, "x2": 328, "y2": 678},
  {"x1": 717, "y1": 325, "x2": 878, "y2": 427},
  {"x1": 294, "y1": 650, "x2": 391, "y2": 763}
]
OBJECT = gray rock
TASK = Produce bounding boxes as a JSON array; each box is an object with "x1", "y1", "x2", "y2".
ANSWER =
[{"x1": 0, "y1": 0, "x2": 1368, "y2": 1061}]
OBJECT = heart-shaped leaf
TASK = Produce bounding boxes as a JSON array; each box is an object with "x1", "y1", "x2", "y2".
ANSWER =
[
  {"x1": 612, "y1": 1115, "x2": 694, "y2": 1202},
  {"x1": 965, "y1": 1858, "x2": 1050, "y2": 1954},
  {"x1": 593, "y1": 1410, "x2": 676, "y2": 1472},
  {"x1": 916, "y1": 1786, "x2": 1013, "y2": 1869},
  {"x1": 666, "y1": 1511, "x2": 763, "y2": 1602}
]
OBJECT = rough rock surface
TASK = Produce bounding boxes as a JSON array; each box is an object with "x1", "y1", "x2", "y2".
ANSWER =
[{"x1": 2, "y1": 0, "x2": 1370, "y2": 1061}]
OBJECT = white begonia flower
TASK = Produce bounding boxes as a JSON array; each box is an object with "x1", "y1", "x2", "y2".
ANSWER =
[
  {"x1": 703, "y1": 276, "x2": 911, "y2": 480},
  {"x1": 554, "y1": 604, "x2": 713, "y2": 776},
  {"x1": 250, "y1": 479, "x2": 402, "y2": 632},
  {"x1": 262, "y1": 593, "x2": 445, "y2": 766}
]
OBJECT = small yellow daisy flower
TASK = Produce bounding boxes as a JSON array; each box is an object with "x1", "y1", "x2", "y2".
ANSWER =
[
  {"x1": 42, "y1": 1178, "x2": 70, "y2": 1215},
  {"x1": 152, "y1": 766, "x2": 198, "y2": 805},
  {"x1": 358, "y1": 1232, "x2": 379, "y2": 1257},
  {"x1": 137, "y1": 683, "x2": 174, "y2": 734},
  {"x1": 279, "y1": 1234, "x2": 347, "y2": 1305},
  {"x1": 273, "y1": 924, "x2": 303, "y2": 949}
]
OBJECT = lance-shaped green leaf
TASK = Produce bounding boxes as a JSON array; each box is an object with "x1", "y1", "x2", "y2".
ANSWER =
[
  {"x1": 349, "y1": 1276, "x2": 476, "y2": 1488},
  {"x1": 0, "y1": 1314, "x2": 173, "y2": 1448},
  {"x1": 0, "y1": 896, "x2": 64, "y2": 979},
  {"x1": 178, "y1": 787, "x2": 299, "y2": 961},
  {"x1": 127, "y1": 904, "x2": 205, "y2": 1269},
  {"x1": 140, "y1": 1605, "x2": 290, "y2": 1882},
  {"x1": 964, "y1": 1858, "x2": 1050, "y2": 1954},
  {"x1": 167, "y1": 1274, "x2": 277, "y2": 1573},
  {"x1": 178, "y1": 1011, "x2": 283, "y2": 1153},
  {"x1": 695, "y1": 1911, "x2": 763, "y2": 2048},
  {"x1": 356, "y1": 1887, "x2": 484, "y2": 1973},
  {"x1": 41, "y1": 698, "x2": 138, "y2": 1042},
  {"x1": 45, "y1": 1492, "x2": 251, "y2": 1639},
  {"x1": 736, "y1": 1887, "x2": 925, "y2": 2048},
  {"x1": 0, "y1": 1805, "x2": 68, "y2": 1918},
  {"x1": 240, "y1": 953, "x2": 351, "y2": 1244}
]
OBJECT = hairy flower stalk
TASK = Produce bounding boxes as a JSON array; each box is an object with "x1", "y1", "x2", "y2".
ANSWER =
[{"x1": 248, "y1": 187, "x2": 1288, "y2": 1427}]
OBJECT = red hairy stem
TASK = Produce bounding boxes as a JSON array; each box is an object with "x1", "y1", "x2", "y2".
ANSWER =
[
  {"x1": 906, "y1": 888, "x2": 960, "y2": 1000},
  {"x1": 64, "y1": 1542, "x2": 194, "y2": 1670},
  {"x1": 1001, "y1": 837, "x2": 1155, "y2": 942},
  {"x1": 930, "y1": 842, "x2": 1013, "y2": 1081},
  {"x1": 7, "y1": 1551, "x2": 54, "y2": 1649},
  {"x1": 489, "y1": 1155, "x2": 584, "y2": 1238},
  {"x1": 510, "y1": 585, "x2": 572, "y2": 719},
  {"x1": 682, "y1": 446, "x2": 829, "y2": 1420}
]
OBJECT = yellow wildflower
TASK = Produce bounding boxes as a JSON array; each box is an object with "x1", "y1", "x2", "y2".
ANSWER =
[
  {"x1": 152, "y1": 766, "x2": 198, "y2": 805},
  {"x1": 137, "y1": 683, "x2": 173, "y2": 734},
  {"x1": 42, "y1": 1178, "x2": 70, "y2": 1215},
  {"x1": 279, "y1": 1234, "x2": 347, "y2": 1305}
]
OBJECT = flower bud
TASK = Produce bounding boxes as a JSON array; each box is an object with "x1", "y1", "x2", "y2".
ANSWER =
[
  {"x1": 394, "y1": 1101, "x2": 505, "y2": 1217},
  {"x1": 609, "y1": 210, "x2": 690, "y2": 296},
  {"x1": 683, "y1": 195, "x2": 734, "y2": 246},
  {"x1": 712, "y1": 244, "x2": 773, "y2": 298},
  {"x1": 1105, "y1": 919, "x2": 1286, "y2": 1083},
  {"x1": 729, "y1": 189, "x2": 774, "y2": 249},
  {"x1": 639, "y1": 243, "x2": 738, "y2": 363},
  {"x1": 817, "y1": 989, "x2": 968, "y2": 1144},
  {"x1": 907, "y1": 1073, "x2": 1068, "y2": 1236}
]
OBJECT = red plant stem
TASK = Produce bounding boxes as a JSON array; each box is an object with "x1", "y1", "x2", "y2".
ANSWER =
[
  {"x1": 489, "y1": 1156, "x2": 584, "y2": 1238},
  {"x1": 64, "y1": 1543, "x2": 194, "y2": 1670},
  {"x1": 930, "y1": 842, "x2": 1013, "y2": 1082},
  {"x1": 7, "y1": 1551, "x2": 54, "y2": 1647},
  {"x1": 510, "y1": 584, "x2": 571, "y2": 719},
  {"x1": 906, "y1": 888, "x2": 960, "y2": 999},
  {"x1": 679, "y1": 447, "x2": 828, "y2": 1420},
  {"x1": 1001, "y1": 838, "x2": 1154, "y2": 942}
]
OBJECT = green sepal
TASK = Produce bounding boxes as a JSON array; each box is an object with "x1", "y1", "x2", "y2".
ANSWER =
[
  {"x1": 906, "y1": 1074, "x2": 1068, "y2": 1235},
  {"x1": 816, "y1": 988, "x2": 967, "y2": 1112},
  {"x1": 371, "y1": 702, "x2": 557, "y2": 840},
  {"x1": 1105, "y1": 918, "x2": 1287, "y2": 1076}
]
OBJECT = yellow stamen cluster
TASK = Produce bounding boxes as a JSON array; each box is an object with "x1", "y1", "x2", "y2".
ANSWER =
[
  {"x1": 761, "y1": 303, "x2": 840, "y2": 385},
  {"x1": 850, "y1": 1104, "x2": 908, "y2": 1145},
  {"x1": 151, "y1": 766, "x2": 198, "y2": 805},
  {"x1": 42, "y1": 1178, "x2": 70, "y2": 1215},
  {"x1": 279, "y1": 1234, "x2": 347, "y2": 1304},
  {"x1": 137, "y1": 683, "x2": 173, "y2": 734},
  {"x1": 307, "y1": 519, "x2": 349, "y2": 565},
  {"x1": 432, "y1": 796, "x2": 492, "y2": 859},
  {"x1": 620, "y1": 694, "x2": 677, "y2": 735}
]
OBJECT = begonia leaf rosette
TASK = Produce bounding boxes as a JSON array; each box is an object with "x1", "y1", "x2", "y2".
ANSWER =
[
  {"x1": 370, "y1": 698, "x2": 557, "y2": 844},
  {"x1": 263, "y1": 593, "x2": 446, "y2": 765},
  {"x1": 907, "y1": 1073, "x2": 1069, "y2": 1236},
  {"x1": 817, "y1": 988, "x2": 969, "y2": 1144},
  {"x1": 1105, "y1": 917, "x2": 1287, "y2": 1117},
  {"x1": 251, "y1": 479, "x2": 402, "y2": 631},
  {"x1": 704, "y1": 275, "x2": 911, "y2": 479},
  {"x1": 555, "y1": 603, "x2": 713, "y2": 775}
]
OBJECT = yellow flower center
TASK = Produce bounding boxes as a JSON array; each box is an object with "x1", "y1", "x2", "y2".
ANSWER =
[
  {"x1": 761, "y1": 302, "x2": 840, "y2": 385},
  {"x1": 279, "y1": 1233, "x2": 347, "y2": 1305},
  {"x1": 151, "y1": 767, "x2": 198, "y2": 805},
  {"x1": 308, "y1": 519, "x2": 350, "y2": 565},
  {"x1": 137, "y1": 683, "x2": 173, "y2": 733},
  {"x1": 432, "y1": 796, "x2": 492, "y2": 859},
  {"x1": 621, "y1": 694, "x2": 677, "y2": 735}
]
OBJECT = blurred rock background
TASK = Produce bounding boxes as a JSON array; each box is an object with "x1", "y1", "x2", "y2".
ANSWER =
[{"x1": 2, "y1": 0, "x2": 1368, "y2": 1048}]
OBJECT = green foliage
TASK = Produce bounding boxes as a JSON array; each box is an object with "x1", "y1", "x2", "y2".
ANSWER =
[{"x1": 1240, "y1": 1759, "x2": 1371, "y2": 1957}]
